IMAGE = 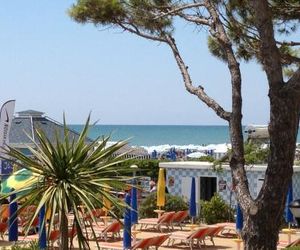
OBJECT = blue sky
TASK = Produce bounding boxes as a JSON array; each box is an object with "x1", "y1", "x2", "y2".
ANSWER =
[{"x1": 0, "y1": 1, "x2": 269, "y2": 125}]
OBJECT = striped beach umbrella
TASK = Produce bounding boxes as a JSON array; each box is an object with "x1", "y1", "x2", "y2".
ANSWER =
[
  {"x1": 157, "y1": 168, "x2": 166, "y2": 208},
  {"x1": 1, "y1": 168, "x2": 38, "y2": 194}
]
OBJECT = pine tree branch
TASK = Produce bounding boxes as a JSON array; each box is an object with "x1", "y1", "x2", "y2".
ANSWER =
[
  {"x1": 118, "y1": 23, "x2": 167, "y2": 43},
  {"x1": 163, "y1": 34, "x2": 231, "y2": 121},
  {"x1": 153, "y1": 2, "x2": 206, "y2": 20},
  {"x1": 204, "y1": 0, "x2": 255, "y2": 210},
  {"x1": 249, "y1": 0, "x2": 284, "y2": 91},
  {"x1": 178, "y1": 13, "x2": 210, "y2": 25},
  {"x1": 286, "y1": 67, "x2": 300, "y2": 98}
]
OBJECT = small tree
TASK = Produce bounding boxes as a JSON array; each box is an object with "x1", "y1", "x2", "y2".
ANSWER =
[
  {"x1": 68, "y1": 1, "x2": 300, "y2": 249},
  {"x1": 2, "y1": 116, "x2": 131, "y2": 249}
]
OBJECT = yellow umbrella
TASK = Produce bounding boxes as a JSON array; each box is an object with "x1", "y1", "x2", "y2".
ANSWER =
[{"x1": 156, "y1": 168, "x2": 166, "y2": 208}]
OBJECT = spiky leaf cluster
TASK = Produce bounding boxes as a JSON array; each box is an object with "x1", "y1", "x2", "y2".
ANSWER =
[{"x1": 1, "y1": 115, "x2": 132, "y2": 249}]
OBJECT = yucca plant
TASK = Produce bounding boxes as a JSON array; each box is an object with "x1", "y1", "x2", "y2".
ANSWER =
[{"x1": 2, "y1": 115, "x2": 132, "y2": 249}]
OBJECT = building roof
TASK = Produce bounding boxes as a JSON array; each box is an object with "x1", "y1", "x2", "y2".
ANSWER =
[
  {"x1": 9, "y1": 110, "x2": 150, "y2": 159},
  {"x1": 159, "y1": 161, "x2": 300, "y2": 172},
  {"x1": 9, "y1": 110, "x2": 90, "y2": 147}
]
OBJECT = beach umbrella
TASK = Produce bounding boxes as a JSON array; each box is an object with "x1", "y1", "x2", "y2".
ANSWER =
[
  {"x1": 157, "y1": 168, "x2": 166, "y2": 208},
  {"x1": 131, "y1": 180, "x2": 138, "y2": 225},
  {"x1": 236, "y1": 204, "x2": 243, "y2": 234},
  {"x1": 285, "y1": 182, "x2": 294, "y2": 226},
  {"x1": 1, "y1": 168, "x2": 38, "y2": 194},
  {"x1": 123, "y1": 194, "x2": 131, "y2": 250},
  {"x1": 9, "y1": 191, "x2": 18, "y2": 242},
  {"x1": 189, "y1": 177, "x2": 197, "y2": 223},
  {"x1": 39, "y1": 205, "x2": 47, "y2": 249}
]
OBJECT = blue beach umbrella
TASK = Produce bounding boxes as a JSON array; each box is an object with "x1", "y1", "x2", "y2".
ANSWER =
[
  {"x1": 39, "y1": 205, "x2": 47, "y2": 249},
  {"x1": 131, "y1": 181, "x2": 138, "y2": 225},
  {"x1": 9, "y1": 191, "x2": 18, "y2": 242},
  {"x1": 236, "y1": 204, "x2": 243, "y2": 234},
  {"x1": 285, "y1": 182, "x2": 294, "y2": 225},
  {"x1": 123, "y1": 194, "x2": 131, "y2": 250},
  {"x1": 189, "y1": 177, "x2": 196, "y2": 223}
]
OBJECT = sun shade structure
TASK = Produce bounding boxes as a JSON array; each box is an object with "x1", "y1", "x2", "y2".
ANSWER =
[
  {"x1": 123, "y1": 194, "x2": 131, "y2": 250},
  {"x1": 1, "y1": 168, "x2": 39, "y2": 194},
  {"x1": 285, "y1": 183, "x2": 294, "y2": 225},
  {"x1": 236, "y1": 204, "x2": 243, "y2": 234},
  {"x1": 189, "y1": 177, "x2": 196, "y2": 223},
  {"x1": 9, "y1": 192, "x2": 18, "y2": 242},
  {"x1": 131, "y1": 180, "x2": 138, "y2": 225},
  {"x1": 157, "y1": 168, "x2": 166, "y2": 208}
]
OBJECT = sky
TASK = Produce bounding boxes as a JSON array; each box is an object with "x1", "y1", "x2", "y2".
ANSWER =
[{"x1": 0, "y1": 1, "x2": 270, "y2": 125}]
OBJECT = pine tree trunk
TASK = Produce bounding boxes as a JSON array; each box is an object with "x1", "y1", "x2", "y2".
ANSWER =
[
  {"x1": 60, "y1": 209, "x2": 69, "y2": 250},
  {"x1": 240, "y1": 94, "x2": 300, "y2": 250}
]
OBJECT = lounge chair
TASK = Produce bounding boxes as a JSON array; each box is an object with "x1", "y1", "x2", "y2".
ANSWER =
[
  {"x1": 139, "y1": 211, "x2": 175, "y2": 232},
  {"x1": 168, "y1": 226, "x2": 215, "y2": 249},
  {"x1": 0, "y1": 204, "x2": 9, "y2": 223},
  {"x1": 204, "y1": 225, "x2": 225, "y2": 245},
  {"x1": 0, "y1": 222, "x2": 7, "y2": 239},
  {"x1": 149, "y1": 234, "x2": 170, "y2": 249},
  {"x1": 98, "y1": 235, "x2": 168, "y2": 250},
  {"x1": 172, "y1": 210, "x2": 189, "y2": 230},
  {"x1": 91, "y1": 220, "x2": 122, "y2": 241},
  {"x1": 214, "y1": 222, "x2": 237, "y2": 237}
]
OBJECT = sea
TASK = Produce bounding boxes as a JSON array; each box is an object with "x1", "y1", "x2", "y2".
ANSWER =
[{"x1": 69, "y1": 125, "x2": 300, "y2": 153}]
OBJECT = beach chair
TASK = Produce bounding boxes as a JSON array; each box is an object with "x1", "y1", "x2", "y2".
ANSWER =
[
  {"x1": 98, "y1": 236, "x2": 155, "y2": 250},
  {"x1": 94, "y1": 220, "x2": 122, "y2": 241},
  {"x1": 139, "y1": 211, "x2": 175, "y2": 232},
  {"x1": 168, "y1": 226, "x2": 213, "y2": 249},
  {"x1": 204, "y1": 225, "x2": 224, "y2": 245},
  {"x1": 149, "y1": 234, "x2": 170, "y2": 249},
  {"x1": 172, "y1": 210, "x2": 189, "y2": 230},
  {"x1": 215, "y1": 222, "x2": 237, "y2": 237},
  {"x1": 0, "y1": 204, "x2": 9, "y2": 223},
  {"x1": 0, "y1": 222, "x2": 7, "y2": 239}
]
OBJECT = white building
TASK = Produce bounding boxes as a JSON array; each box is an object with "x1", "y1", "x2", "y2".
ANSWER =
[{"x1": 160, "y1": 161, "x2": 300, "y2": 207}]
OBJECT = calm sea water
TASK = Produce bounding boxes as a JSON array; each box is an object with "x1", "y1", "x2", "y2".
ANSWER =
[{"x1": 69, "y1": 125, "x2": 300, "y2": 147}]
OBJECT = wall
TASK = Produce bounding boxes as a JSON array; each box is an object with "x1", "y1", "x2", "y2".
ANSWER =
[{"x1": 166, "y1": 166, "x2": 268, "y2": 207}]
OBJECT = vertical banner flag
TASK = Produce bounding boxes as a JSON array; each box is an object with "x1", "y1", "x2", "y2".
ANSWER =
[{"x1": 0, "y1": 100, "x2": 16, "y2": 179}]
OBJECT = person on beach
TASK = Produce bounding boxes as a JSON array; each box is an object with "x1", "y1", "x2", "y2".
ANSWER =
[{"x1": 150, "y1": 180, "x2": 157, "y2": 193}]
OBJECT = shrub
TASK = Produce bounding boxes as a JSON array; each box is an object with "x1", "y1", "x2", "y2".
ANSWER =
[
  {"x1": 139, "y1": 193, "x2": 188, "y2": 218},
  {"x1": 200, "y1": 194, "x2": 234, "y2": 224}
]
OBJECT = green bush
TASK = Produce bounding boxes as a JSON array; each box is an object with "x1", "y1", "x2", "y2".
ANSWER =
[
  {"x1": 11, "y1": 241, "x2": 39, "y2": 250},
  {"x1": 286, "y1": 247, "x2": 300, "y2": 250},
  {"x1": 139, "y1": 193, "x2": 188, "y2": 218},
  {"x1": 118, "y1": 159, "x2": 160, "y2": 180},
  {"x1": 200, "y1": 194, "x2": 234, "y2": 224}
]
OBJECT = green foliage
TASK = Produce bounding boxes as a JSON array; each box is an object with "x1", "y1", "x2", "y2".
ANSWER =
[
  {"x1": 3, "y1": 115, "x2": 131, "y2": 249},
  {"x1": 69, "y1": 0, "x2": 173, "y2": 34},
  {"x1": 118, "y1": 159, "x2": 160, "y2": 180},
  {"x1": 139, "y1": 192, "x2": 188, "y2": 218},
  {"x1": 69, "y1": 0, "x2": 126, "y2": 25},
  {"x1": 244, "y1": 142, "x2": 269, "y2": 164},
  {"x1": 207, "y1": 36, "x2": 228, "y2": 62},
  {"x1": 286, "y1": 247, "x2": 300, "y2": 250},
  {"x1": 11, "y1": 241, "x2": 39, "y2": 250},
  {"x1": 200, "y1": 194, "x2": 234, "y2": 224}
]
